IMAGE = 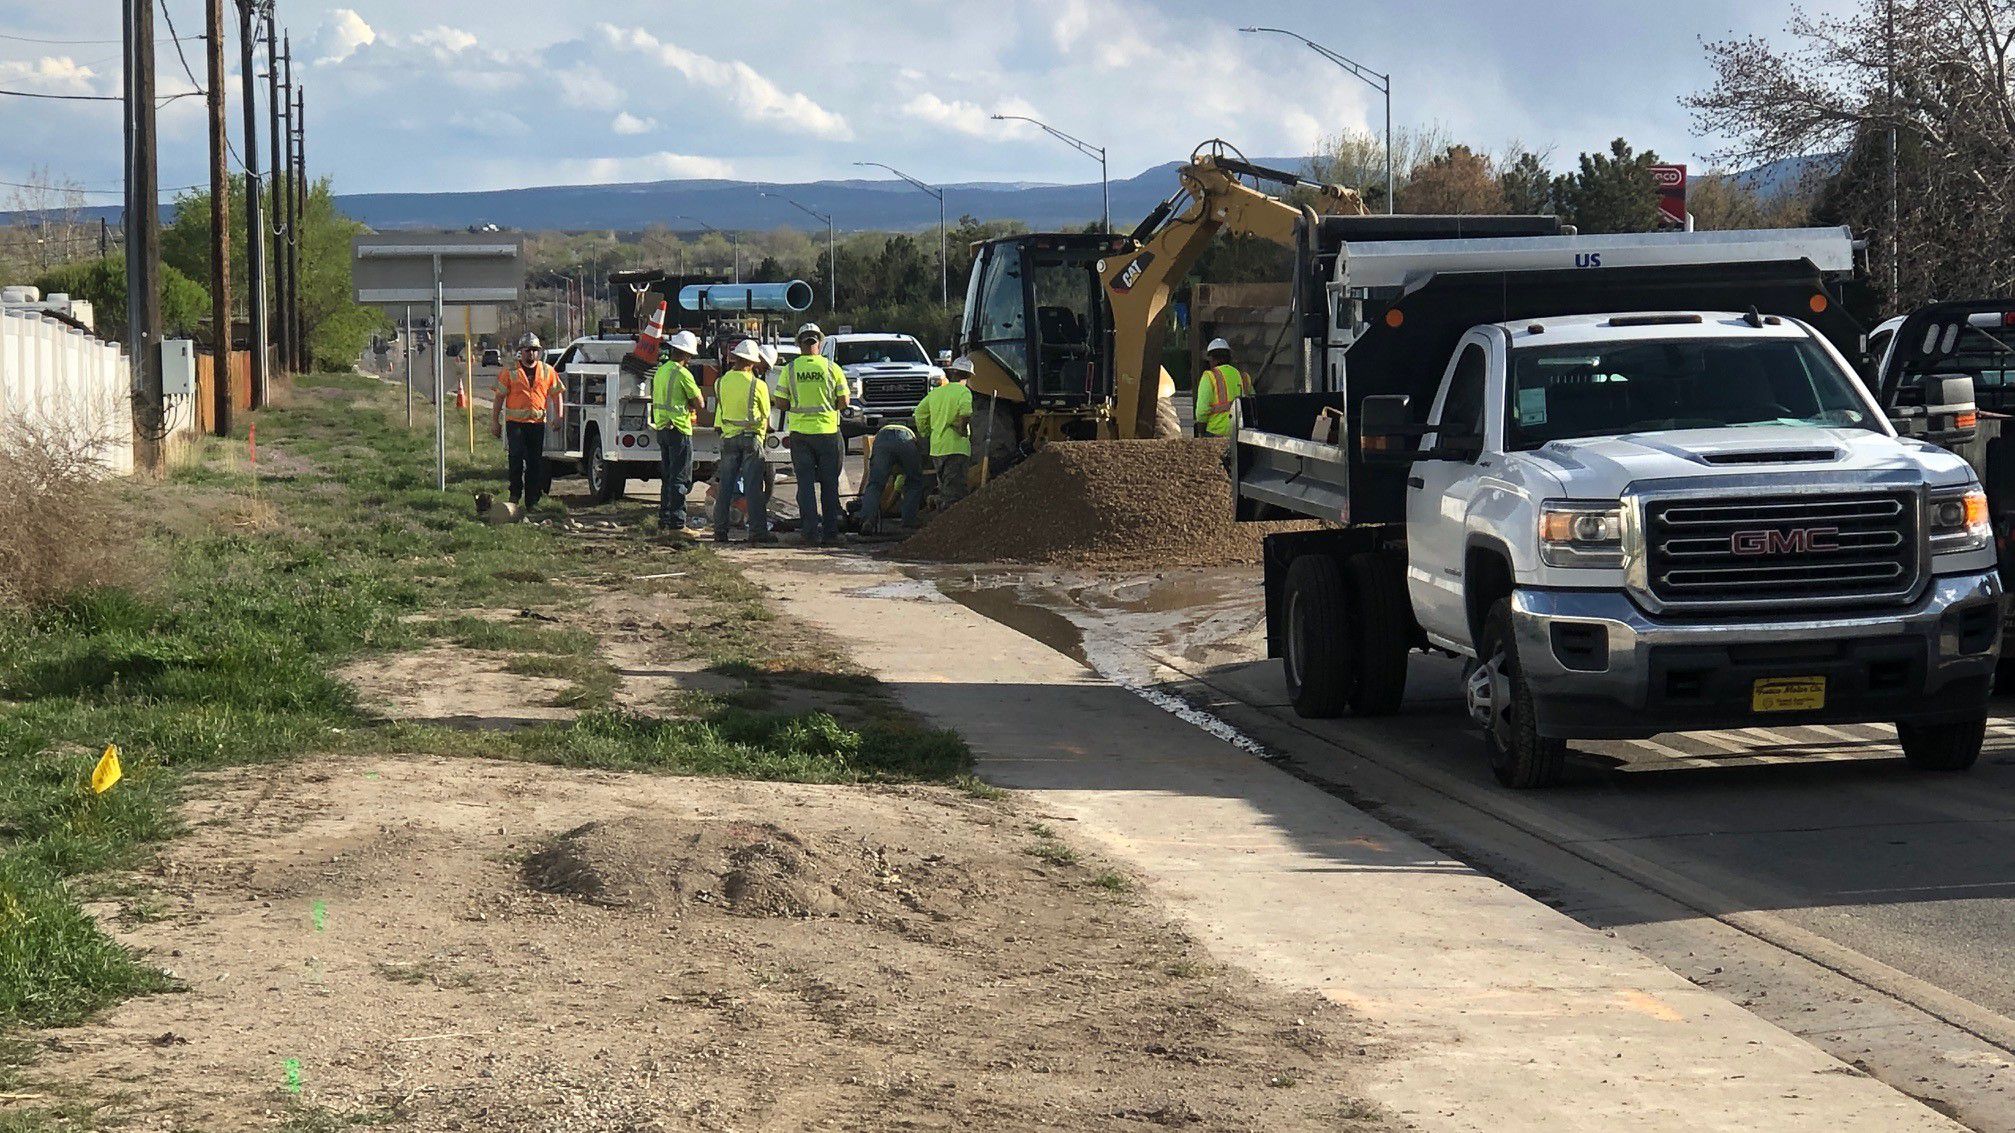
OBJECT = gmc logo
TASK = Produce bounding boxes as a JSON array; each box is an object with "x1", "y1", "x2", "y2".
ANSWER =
[{"x1": 1730, "y1": 527, "x2": 1840, "y2": 555}]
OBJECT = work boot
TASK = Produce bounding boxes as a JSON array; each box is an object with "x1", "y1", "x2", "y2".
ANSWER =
[{"x1": 750, "y1": 533, "x2": 780, "y2": 545}]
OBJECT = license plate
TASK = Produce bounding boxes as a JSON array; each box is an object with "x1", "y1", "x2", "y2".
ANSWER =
[{"x1": 1752, "y1": 676, "x2": 1826, "y2": 713}]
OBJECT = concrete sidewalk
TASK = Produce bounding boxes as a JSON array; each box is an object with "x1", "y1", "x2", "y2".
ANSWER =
[{"x1": 753, "y1": 550, "x2": 1960, "y2": 1131}]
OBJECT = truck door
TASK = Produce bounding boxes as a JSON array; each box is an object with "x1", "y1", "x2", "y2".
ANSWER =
[{"x1": 1405, "y1": 338, "x2": 1495, "y2": 649}]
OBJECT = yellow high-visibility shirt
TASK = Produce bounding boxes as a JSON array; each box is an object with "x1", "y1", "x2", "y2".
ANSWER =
[
  {"x1": 650, "y1": 359, "x2": 701, "y2": 433},
  {"x1": 715, "y1": 367, "x2": 771, "y2": 440},
  {"x1": 914, "y1": 381, "x2": 974, "y2": 458},
  {"x1": 779, "y1": 355, "x2": 846, "y2": 436},
  {"x1": 1195, "y1": 363, "x2": 1247, "y2": 436}
]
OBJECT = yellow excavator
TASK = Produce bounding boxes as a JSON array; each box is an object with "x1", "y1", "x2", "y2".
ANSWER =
[{"x1": 954, "y1": 140, "x2": 1367, "y2": 464}]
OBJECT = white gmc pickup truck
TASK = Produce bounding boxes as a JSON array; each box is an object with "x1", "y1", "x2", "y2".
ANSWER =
[{"x1": 1230, "y1": 223, "x2": 2004, "y2": 787}]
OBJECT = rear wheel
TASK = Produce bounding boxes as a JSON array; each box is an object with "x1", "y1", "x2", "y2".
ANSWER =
[
  {"x1": 1897, "y1": 716, "x2": 1984, "y2": 771},
  {"x1": 1344, "y1": 553, "x2": 1410, "y2": 716},
  {"x1": 1153, "y1": 394, "x2": 1182, "y2": 440},
  {"x1": 584, "y1": 434, "x2": 627, "y2": 503},
  {"x1": 1282, "y1": 555, "x2": 1352, "y2": 718},
  {"x1": 975, "y1": 401, "x2": 1021, "y2": 482},
  {"x1": 1471, "y1": 598, "x2": 1567, "y2": 788}
]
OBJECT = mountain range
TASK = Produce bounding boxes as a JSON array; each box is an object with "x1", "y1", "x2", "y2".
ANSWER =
[{"x1": 4, "y1": 155, "x2": 1838, "y2": 236}]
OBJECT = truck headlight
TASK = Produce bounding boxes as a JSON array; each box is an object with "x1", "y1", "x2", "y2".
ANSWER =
[
  {"x1": 1541, "y1": 503, "x2": 1624, "y2": 568},
  {"x1": 1930, "y1": 487, "x2": 1991, "y2": 555}
]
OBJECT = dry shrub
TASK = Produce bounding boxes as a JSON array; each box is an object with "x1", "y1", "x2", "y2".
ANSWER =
[{"x1": 0, "y1": 416, "x2": 139, "y2": 610}]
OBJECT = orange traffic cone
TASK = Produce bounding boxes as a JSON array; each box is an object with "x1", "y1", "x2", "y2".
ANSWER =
[
  {"x1": 454, "y1": 380, "x2": 469, "y2": 410},
  {"x1": 620, "y1": 301, "x2": 669, "y2": 380}
]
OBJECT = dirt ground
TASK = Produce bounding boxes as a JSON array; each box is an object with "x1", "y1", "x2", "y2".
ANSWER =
[{"x1": 32, "y1": 756, "x2": 1396, "y2": 1132}]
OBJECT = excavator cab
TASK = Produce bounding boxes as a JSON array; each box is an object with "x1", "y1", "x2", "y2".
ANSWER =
[{"x1": 961, "y1": 232, "x2": 1129, "y2": 427}]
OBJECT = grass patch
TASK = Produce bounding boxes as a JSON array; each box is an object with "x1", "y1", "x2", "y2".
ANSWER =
[
  {"x1": 1090, "y1": 871, "x2": 1133, "y2": 893},
  {"x1": 0, "y1": 373, "x2": 971, "y2": 1037}
]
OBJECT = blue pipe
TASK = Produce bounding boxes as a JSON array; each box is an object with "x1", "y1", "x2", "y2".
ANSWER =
[{"x1": 679, "y1": 280, "x2": 815, "y2": 313}]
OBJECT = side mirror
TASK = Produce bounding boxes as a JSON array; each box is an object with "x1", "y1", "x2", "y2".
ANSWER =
[
  {"x1": 1359, "y1": 394, "x2": 1421, "y2": 464},
  {"x1": 1924, "y1": 374, "x2": 1979, "y2": 447}
]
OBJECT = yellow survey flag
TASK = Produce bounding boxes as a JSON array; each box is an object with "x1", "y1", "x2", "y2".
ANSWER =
[{"x1": 90, "y1": 745, "x2": 123, "y2": 794}]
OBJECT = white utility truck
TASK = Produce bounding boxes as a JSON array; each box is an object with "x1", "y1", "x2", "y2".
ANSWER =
[{"x1": 1229, "y1": 221, "x2": 2003, "y2": 787}]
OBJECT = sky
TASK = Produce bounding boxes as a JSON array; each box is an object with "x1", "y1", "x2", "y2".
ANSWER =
[{"x1": 0, "y1": 0, "x2": 1860, "y2": 206}]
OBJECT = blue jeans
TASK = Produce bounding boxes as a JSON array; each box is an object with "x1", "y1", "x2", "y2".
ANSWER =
[
  {"x1": 791, "y1": 431, "x2": 844, "y2": 542},
  {"x1": 505, "y1": 421, "x2": 546, "y2": 506},
  {"x1": 860, "y1": 431, "x2": 924, "y2": 530},
  {"x1": 656, "y1": 427, "x2": 692, "y2": 528},
  {"x1": 715, "y1": 435, "x2": 770, "y2": 540}
]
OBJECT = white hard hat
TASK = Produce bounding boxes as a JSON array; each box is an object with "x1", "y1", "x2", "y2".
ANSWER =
[
  {"x1": 516, "y1": 332, "x2": 543, "y2": 350},
  {"x1": 1206, "y1": 338, "x2": 1232, "y2": 355},
  {"x1": 760, "y1": 345, "x2": 780, "y2": 367},
  {"x1": 729, "y1": 338, "x2": 762, "y2": 363},
  {"x1": 664, "y1": 330, "x2": 699, "y2": 356},
  {"x1": 948, "y1": 355, "x2": 975, "y2": 376},
  {"x1": 795, "y1": 322, "x2": 824, "y2": 341}
]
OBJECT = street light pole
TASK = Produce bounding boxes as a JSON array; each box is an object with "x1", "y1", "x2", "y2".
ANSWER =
[
  {"x1": 761, "y1": 191, "x2": 837, "y2": 312},
  {"x1": 675, "y1": 215, "x2": 738, "y2": 282},
  {"x1": 1242, "y1": 26, "x2": 1394, "y2": 214},
  {"x1": 991, "y1": 114, "x2": 1108, "y2": 233},
  {"x1": 855, "y1": 161, "x2": 946, "y2": 305}
]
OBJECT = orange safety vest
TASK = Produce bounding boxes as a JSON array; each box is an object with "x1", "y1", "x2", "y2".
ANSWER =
[{"x1": 496, "y1": 361, "x2": 563, "y2": 423}]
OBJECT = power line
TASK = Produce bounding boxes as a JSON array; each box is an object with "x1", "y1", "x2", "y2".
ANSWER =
[
  {"x1": 157, "y1": 4, "x2": 204, "y2": 96},
  {"x1": 0, "y1": 177, "x2": 204, "y2": 196},
  {"x1": 0, "y1": 30, "x2": 206, "y2": 45},
  {"x1": 0, "y1": 87, "x2": 202, "y2": 103}
]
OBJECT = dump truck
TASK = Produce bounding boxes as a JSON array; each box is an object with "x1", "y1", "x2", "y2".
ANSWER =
[{"x1": 1228, "y1": 224, "x2": 2003, "y2": 787}]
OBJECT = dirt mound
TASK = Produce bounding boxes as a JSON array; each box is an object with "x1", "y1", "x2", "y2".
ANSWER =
[
  {"x1": 523, "y1": 815, "x2": 894, "y2": 918},
  {"x1": 898, "y1": 438, "x2": 1311, "y2": 568}
]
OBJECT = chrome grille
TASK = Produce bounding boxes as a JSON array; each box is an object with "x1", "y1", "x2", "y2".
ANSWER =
[
  {"x1": 860, "y1": 374, "x2": 930, "y2": 411},
  {"x1": 1643, "y1": 492, "x2": 1920, "y2": 608}
]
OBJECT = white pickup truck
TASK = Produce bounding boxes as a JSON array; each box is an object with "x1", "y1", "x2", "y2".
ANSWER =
[{"x1": 1231, "y1": 223, "x2": 2004, "y2": 786}]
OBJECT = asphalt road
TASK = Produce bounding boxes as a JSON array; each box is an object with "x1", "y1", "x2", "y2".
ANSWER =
[{"x1": 929, "y1": 566, "x2": 2015, "y2": 1130}]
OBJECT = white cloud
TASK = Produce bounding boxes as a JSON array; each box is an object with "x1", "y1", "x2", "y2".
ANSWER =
[
  {"x1": 596, "y1": 23, "x2": 852, "y2": 140},
  {"x1": 409, "y1": 26, "x2": 479, "y2": 57},
  {"x1": 898, "y1": 93, "x2": 998, "y2": 138},
  {"x1": 555, "y1": 67, "x2": 620, "y2": 110},
  {"x1": 611, "y1": 112, "x2": 656, "y2": 136},
  {"x1": 310, "y1": 9, "x2": 377, "y2": 65},
  {"x1": 566, "y1": 152, "x2": 736, "y2": 184},
  {"x1": 0, "y1": 56, "x2": 100, "y2": 96}
]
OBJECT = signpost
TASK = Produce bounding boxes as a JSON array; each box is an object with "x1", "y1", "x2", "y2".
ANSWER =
[
  {"x1": 352, "y1": 233, "x2": 524, "y2": 490},
  {"x1": 1650, "y1": 164, "x2": 1689, "y2": 230}
]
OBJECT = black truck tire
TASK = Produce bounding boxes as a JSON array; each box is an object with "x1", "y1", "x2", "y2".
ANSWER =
[
  {"x1": 1476, "y1": 598, "x2": 1567, "y2": 788},
  {"x1": 1283, "y1": 555, "x2": 1353, "y2": 719},
  {"x1": 1897, "y1": 716, "x2": 1985, "y2": 771},
  {"x1": 1344, "y1": 552, "x2": 1409, "y2": 716},
  {"x1": 1153, "y1": 394, "x2": 1183, "y2": 440},
  {"x1": 584, "y1": 433, "x2": 627, "y2": 504}
]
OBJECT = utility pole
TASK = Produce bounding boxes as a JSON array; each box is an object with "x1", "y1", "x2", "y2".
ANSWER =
[
  {"x1": 237, "y1": 0, "x2": 268, "y2": 407},
  {"x1": 205, "y1": 0, "x2": 232, "y2": 436},
  {"x1": 291, "y1": 79, "x2": 306, "y2": 371},
  {"x1": 127, "y1": 0, "x2": 166, "y2": 474},
  {"x1": 1886, "y1": 0, "x2": 1901, "y2": 304},
  {"x1": 266, "y1": 13, "x2": 287, "y2": 375}
]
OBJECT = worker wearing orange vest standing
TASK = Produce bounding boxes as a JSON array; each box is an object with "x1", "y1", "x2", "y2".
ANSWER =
[
  {"x1": 1194, "y1": 338, "x2": 1247, "y2": 438},
  {"x1": 491, "y1": 332, "x2": 567, "y2": 508}
]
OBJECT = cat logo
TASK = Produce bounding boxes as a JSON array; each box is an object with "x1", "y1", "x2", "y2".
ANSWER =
[{"x1": 1110, "y1": 251, "x2": 1156, "y2": 294}]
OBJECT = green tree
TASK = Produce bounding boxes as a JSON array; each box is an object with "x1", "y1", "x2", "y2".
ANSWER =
[
  {"x1": 33, "y1": 254, "x2": 209, "y2": 342},
  {"x1": 163, "y1": 175, "x2": 381, "y2": 369},
  {"x1": 1498, "y1": 152, "x2": 1553, "y2": 215},
  {"x1": 1552, "y1": 138, "x2": 1663, "y2": 233}
]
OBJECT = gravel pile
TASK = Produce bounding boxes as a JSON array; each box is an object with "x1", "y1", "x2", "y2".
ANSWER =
[{"x1": 898, "y1": 438, "x2": 1312, "y2": 568}]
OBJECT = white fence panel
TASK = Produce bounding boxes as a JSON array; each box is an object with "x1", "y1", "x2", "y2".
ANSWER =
[{"x1": 0, "y1": 311, "x2": 134, "y2": 476}]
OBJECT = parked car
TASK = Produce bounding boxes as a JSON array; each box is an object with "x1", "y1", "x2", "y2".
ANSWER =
[
  {"x1": 481, "y1": 347, "x2": 503, "y2": 368},
  {"x1": 820, "y1": 333, "x2": 935, "y2": 435}
]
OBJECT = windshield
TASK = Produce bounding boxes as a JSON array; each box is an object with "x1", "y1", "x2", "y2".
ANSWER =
[
  {"x1": 833, "y1": 339, "x2": 927, "y2": 366},
  {"x1": 1504, "y1": 336, "x2": 1878, "y2": 450}
]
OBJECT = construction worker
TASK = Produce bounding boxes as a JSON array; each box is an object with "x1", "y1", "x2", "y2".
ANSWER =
[
  {"x1": 1195, "y1": 338, "x2": 1247, "y2": 438},
  {"x1": 775, "y1": 322, "x2": 851, "y2": 545},
  {"x1": 490, "y1": 332, "x2": 566, "y2": 509},
  {"x1": 651, "y1": 330, "x2": 704, "y2": 536},
  {"x1": 713, "y1": 338, "x2": 776, "y2": 545},
  {"x1": 857, "y1": 422, "x2": 925, "y2": 534},
  {"x1": 914, "y1": 354, "x2": 975, "y2": 508}
]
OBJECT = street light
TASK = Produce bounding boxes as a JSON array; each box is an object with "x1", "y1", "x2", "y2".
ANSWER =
[
  {"x1": 991, "y1": 113, "x2": 1108, "y2": 234},
  {"x1": 1241, "y1": 26, "x2": 1394, "y2": 214},
  {"x1": 760, "y1": 191, "x2": 837, "y2": 313},
  {"x1": 675, "y1": 214, "x2": 739, "y2": 282},
  {"x1": 854, "y1": 161, "x2": 946, "y2": 306}
]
